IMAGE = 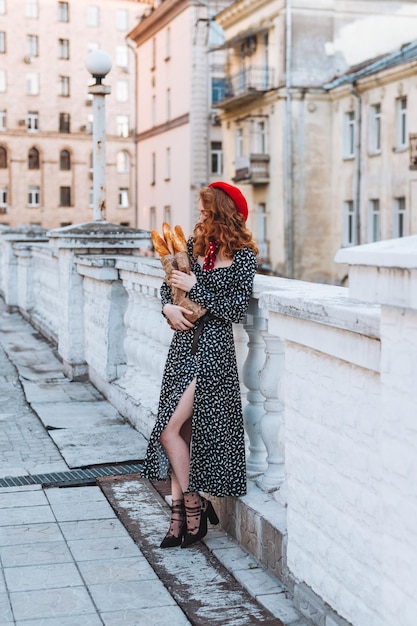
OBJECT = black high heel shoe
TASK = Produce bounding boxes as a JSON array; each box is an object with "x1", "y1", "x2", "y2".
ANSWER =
[
  {"x1": 160, "y1": 499, "x2": 185, "y2": 548},
  {"x1": 181, "y1": 491, "x2": 219, "y2": 548}
]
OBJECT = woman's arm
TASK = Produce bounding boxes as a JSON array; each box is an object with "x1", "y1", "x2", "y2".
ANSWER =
[{"x1": 188, "y1": 249, "x2": 257, "y2": 323}]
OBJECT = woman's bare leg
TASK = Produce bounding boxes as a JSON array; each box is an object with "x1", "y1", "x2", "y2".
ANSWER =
[{"x1": 160, "y1": 379, "x2": 196, "y2": 495}]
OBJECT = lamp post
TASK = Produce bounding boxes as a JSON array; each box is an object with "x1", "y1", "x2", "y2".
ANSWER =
[{"x1": 85, "y1": 50, "x2": 112, "y2": 221}]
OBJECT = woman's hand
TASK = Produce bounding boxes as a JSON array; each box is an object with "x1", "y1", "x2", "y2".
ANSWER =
[
  {"x1": 171, "y1": 270, "x2": 197, "y2": 293},
  {"x1": 163, "y1": 303, "x2": 195, "y2": 331}
]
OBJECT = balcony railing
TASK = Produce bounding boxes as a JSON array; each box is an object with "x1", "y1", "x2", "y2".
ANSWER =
[
  {"x1": 233, "y1": 154, "x2": 270, "y2": 184},
  {"x1": 218, "y1": 66, "x2": 275, "y2": 108}
]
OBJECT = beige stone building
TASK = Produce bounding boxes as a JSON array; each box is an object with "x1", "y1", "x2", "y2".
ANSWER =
[
  {"x1": 0, "y1": 0, "x2": 145, "y2": 229},
  {"x1": 128, "y1": 0, "x2": 233, "y2": 238},
  {"x1": 325, "y1": 42, "x2": 417, "y2": 284},
  {"x1": 215, "y1": 0, "x2": 417, "y2": 282}
]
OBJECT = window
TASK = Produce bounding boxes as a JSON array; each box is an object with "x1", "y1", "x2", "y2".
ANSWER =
[
  {"x1": 27, "y1": 111, "x2": 39, "y2": 131},
  {"x1": 343, "y1": 200, "x2": 357, "y2": 246},
  {"x1": 0, "y1": 32, "x2": 6, "y2": 53},
  {"x1": 343, "y1": 111, "x2": 355, "y2": 158},
  {"x1": 369, "y1": 104, "x2": 381, "y2": 153},
  {"x1": 368, "y1": 199, "x2": 380, "y2": 242},
  {"x1": 165, "y1": 28, "x2": 171, "y2": 60},
  {"x1": 26, "y1": 73, "x2": 39, "y2": 95},
  {"x1": 0, "y1": 188, "x2": 7, "y2": 209},
  {"x1": 212, "y1": 78, "x2": 225, "y2": 105},
  {"x1": 59, "y1": 76, "x2": 70, "y2": 97},
  {"x1": 393, "y1": 197, "x2": 406, "y2": 237},
  {"x1": 26, "y1": 0, "x2": 38, "y2": 18},
  {"x1": 118, "y1": 188, "x2": 129, "y2": 208},
  {"x1": 0, "y1": 110, "x2": 5, "y2": 130},
  {"x1": 257, "y1": 203, "x2": 268, "y2": 260},
  {"x1": 151, "y1": 152, "x2": 156, "y2": 185},
  {"x1": 89, "y1": 187, "x2": 93, "y2": 207},
  {"x1": 116, "y1": 115, "x2": 129, "y2": 138},
  {"x1": 116, "y1": 80, "x2": 128, "y2": 103},
  {"x1": 166, "y1": 88, "x2": 171, "y2": 120},
  {"x1": 165, "y1": 147, "x2": 171, "y2": 181},
  {"x1": 116, "y1": 9, "x2": 128, "y2": 31},
  {"x1": 253, "y1": 119, "x2": 267, "y2": 154},
  {"x1": 0, "y1": 1, "x2": 5, "y2": 15},
  {"x1": 0, "y1": 69, "x2": 6, "y2": 93},
  {"x1": 116, "y1": 151, "x2": 129, "y2": 173},
  {"x1": 59, "y1": 112, "x2": 70, "y2": 133},
  {"x1": 28, "y1": 185, "x2": 40, "y2": 207},
  {"x1": 150, "y1": 206, "x2": 156, "y2": 231},
  {"x1": 60, "y1": 186, "x2": 71, "y2": 207},
  {"x1": 60, "y1": 149, "x2": 70, "y2": 170},
  {"x1": 164, "y1": 206, "x2": 171, "y2": 223},
  {"x1": 116, "y1": 46, "x2": 128, "y2": 69},
  {"x1": 0, "y1": 146, "x2": 7, "y2": 168},
  {"x1": 396, "y1": 97, "x2": 407, "y2": 149},
  {"x1": 26, "y1": 35, "x2": 38, "y2": 57},
  {"x1": 28, "y1": 147, "x2": 39, "y2": 169},
  {"x1": 87, "y1": 5, "x2": 99, "y2": 27},
  {"x1": 58, "y1": 38, "x2": 69, "y2": 60},
  {"x1": 211, "y1": 141, "x2": 223, "y2": 174},
  {"x1": 58, "y1": 1, "x2": 69, "y2": 22},
  {"x1": 236, "y1": 128, "x2": 243, "y2": 158}
]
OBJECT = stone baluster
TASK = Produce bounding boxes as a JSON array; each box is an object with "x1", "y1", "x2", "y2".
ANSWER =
[
  {"x1": 257, "y1": 333, "x2": 287, "y2": 504},
  {"x1": 135, "y1": 289, "x2": 152, "y2": 384},
  {"x1": 121, "y1": 286, "x2": 140, "y2": 388},
  {"x1": 149, "y1": 290, "x2": 165, "y2": 381},
  {"x1": 234, "y1": 322, "x2": 249, "y2": 409},
  {"x1": 242, "y1": 300, "x2": 268, "y2": 476}
]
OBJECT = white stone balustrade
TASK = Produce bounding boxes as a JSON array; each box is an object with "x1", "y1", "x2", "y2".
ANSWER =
[{"x1": 1, "y1": 226, "x2": 417, "y2": 626}]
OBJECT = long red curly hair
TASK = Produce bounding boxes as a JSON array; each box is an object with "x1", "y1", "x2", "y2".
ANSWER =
[{"x1": 193, "y1": 186, "x2": 258, "y2": 259}]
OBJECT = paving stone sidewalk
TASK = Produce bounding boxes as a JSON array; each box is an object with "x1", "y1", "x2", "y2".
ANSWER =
[{"x1": 0, "y1": 301, "x2": 306, "y2": 626}]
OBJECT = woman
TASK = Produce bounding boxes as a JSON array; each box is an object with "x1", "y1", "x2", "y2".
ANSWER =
[{"x1": 142, "y1": 181, "x2": 258, "y2": 548}]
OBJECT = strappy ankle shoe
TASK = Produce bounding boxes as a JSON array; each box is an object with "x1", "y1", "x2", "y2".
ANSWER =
[
  {"x1": 160, "y1": 499, "x2": 185, "y2": 548},
  {"x1": 181, "y1": 491, "x2": 219, "y2": 548}
]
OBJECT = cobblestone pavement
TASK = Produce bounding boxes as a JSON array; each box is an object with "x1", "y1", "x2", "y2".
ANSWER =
[{"x1": 0, "y1": 301, "x2": 306, "y2": 626}]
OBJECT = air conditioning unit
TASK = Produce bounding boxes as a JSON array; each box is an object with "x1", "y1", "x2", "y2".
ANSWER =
[
  {"x1": 0, "y1": 206, "x2": 8, "y2": 214},
  {"x1": 79, "y1": 125, "x2": 87, "y2": 132},
  {"x1": 18, "y1": 119, "x2": 27, "y2": 127},
  {"x1": 210, "y1": 113, "x2": 221, "y2": 126},
  {"x1": 23, "y1": 55, "x2": 32, "y2": 64}
]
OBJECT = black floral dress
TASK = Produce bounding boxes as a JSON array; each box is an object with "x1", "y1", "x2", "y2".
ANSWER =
[{"x1": 141, "y1": 242, "x2": 257, "y2": 497}]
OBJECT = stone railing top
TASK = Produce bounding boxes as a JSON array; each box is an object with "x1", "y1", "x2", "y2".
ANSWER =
[
  {"x1": 259, "y1": 278, "x2": 380, "y2": 339},
  {"x1": 47, "y1": 221, "x2": 152, "y2": 251},
  {"x1": 1, "y1": 224, "x2": 49, "y2": 242},
  {"x1": 335, "y1": 235, "x2": 417, "y2": 269}
]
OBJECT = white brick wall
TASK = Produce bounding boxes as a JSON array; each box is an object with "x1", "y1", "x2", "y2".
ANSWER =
[
  {"x1": 285, "y1": 343, "x2": 382, "y2": 626},
  {"x1": 380, "y1": 307, "x2": 417, "y2": 625}
]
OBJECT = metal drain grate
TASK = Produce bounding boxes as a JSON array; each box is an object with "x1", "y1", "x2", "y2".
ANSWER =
[{"x1": 0, "y1": 463, "x2": 143, "y2": 489}]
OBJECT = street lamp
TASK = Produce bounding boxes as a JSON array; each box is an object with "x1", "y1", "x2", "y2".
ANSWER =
[{"x1": 86, "y1": 50, "x2": 112, "y2": 221}]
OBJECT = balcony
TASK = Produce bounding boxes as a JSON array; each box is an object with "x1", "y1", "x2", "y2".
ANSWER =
[
  {"x1": 233, "y1": 154, "x2": 270, "y2": 185},
  {"x1": 217, "y1": 66, "x2": 275, "y2": 110},
  {"x1": 1, "y1": 225, "x2": 416, "y2": 626}
]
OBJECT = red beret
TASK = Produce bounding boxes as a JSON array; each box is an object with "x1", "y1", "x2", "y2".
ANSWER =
[{"x1": 208, "y1": 181, "x2": 248, "y2": 221}]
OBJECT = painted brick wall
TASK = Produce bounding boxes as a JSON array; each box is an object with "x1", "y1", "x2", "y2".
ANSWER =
[
  {"x1": 285, "y1": 342, "x2": 382, "y2": 626},
  {"x1": 380, "y1": 307, "x2": 417, "y2": 625}
]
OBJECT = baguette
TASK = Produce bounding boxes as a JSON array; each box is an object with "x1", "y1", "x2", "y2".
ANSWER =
[
  {"x1": 172, "y1": 225, "x2": 187, "y2": 253},
  {"x1": 162, "y1": 222, "x2": 175, "y2": 254},
  {"x1": 151, "y1": 230, "x2": 170, "y2": 257}
]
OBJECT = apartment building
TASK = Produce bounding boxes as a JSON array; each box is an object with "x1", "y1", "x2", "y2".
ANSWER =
[
  {"x1": 215, "y1": 0, "x2": 417, "y2": 282},
  {"x1": 325, "y1": 42, "x2": 417, "y2": 284},
  {"x1": 0, "y1": 0, "x2": 145, "y2": 229},
  {"x1": 128, "y1": 0, "x2": 233, "y2": 238}
]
